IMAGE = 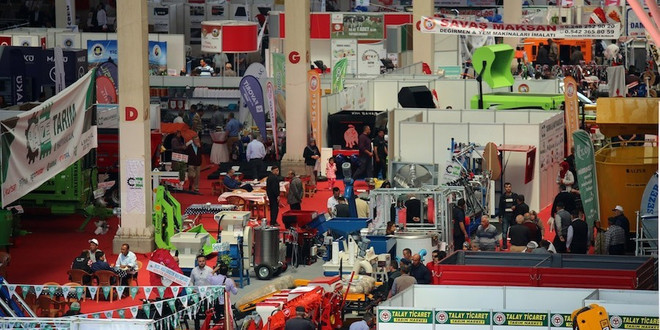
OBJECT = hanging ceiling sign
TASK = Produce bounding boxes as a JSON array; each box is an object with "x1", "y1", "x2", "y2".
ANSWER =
[{"x1": 420, "y1": 16, "x2": 620, "y2": 39}]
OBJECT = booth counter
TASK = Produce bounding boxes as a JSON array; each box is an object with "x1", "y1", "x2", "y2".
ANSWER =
[{"x1": 378, "y1": 286, "x2": 658, "y2": 330}]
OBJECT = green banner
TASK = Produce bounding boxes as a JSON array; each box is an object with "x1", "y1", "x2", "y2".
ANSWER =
[
  {"x1": 550, "y1": 313, "x2": 573, "y2": 328},
  {"x1": 272, "y1": 53, "x2": 286, "y2": 92},
  {"x1": 331, "y1": 13, "x2": 384, "y2": 39},
  {"x1": 573, "y1": 130, "x2": 600, "y2": 226},
  {"x1": 493, "y1": 312, "x2": 549, "y2": 327},
  {"x1": 436, "y1": 310, "x2": 491, "y2": 326},
  {"x1": 378, "y1": 309, "x2": 434, "y2": 324},
  {"x1": 332, "y1": 58, "x2": 348, "y2": 93},
  {"x1": 608, "y1": 314, "x2": 659, "y2": 329}
]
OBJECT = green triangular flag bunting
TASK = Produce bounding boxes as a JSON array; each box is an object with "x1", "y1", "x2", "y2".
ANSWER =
[
  {"x1": 143, "y1": 303, "x2": 151, "y2": 317},
  {"x1": 130, "y1": 306, "x2": 139, "y2": 318},
  {"x1": 117, "y1": 308, "x2": 126, "y2": 319},
  {"x1": 92, "y1": 313, "x2": 101, "y2": 319},
  {"x1": 192, "y1": 294, "x2": 199, "y2": 303},
  {"x1": 21, "y1": 285, "x2": 30, "y2": 299},
  {"x1": 179, "y1": 295, "x2": 188, "y2": 307},
  {"x1": 167, "y1": 300, "x2": 176, "y2": 312},
  {"x1": 102, "y1": 286, "x2": 111, "y2": 299},
  {"x1": 157, "y1": 286, "x2": 166, "y2": 299},
  {"x1": 171, "y1": 286, "x2": 180, "y2": 297},
  {"x1": 48, "y1": 285, "x2": 57, "y2": 298},
  {"x1": 185, "y1": 287, "x2": 194, "y2": 295},
  {"x1": 130, "y1": 286, "x2": 139, "y2": 299},
  {"x1": 198, "y1": 286, "x2": 208, "y2": 298},
  {"x1": 104, "y1": 310, "x2": 113, "y2": 319},
  {"x1": 76, "y1": 287, "x2": 85, "y2": 300}
]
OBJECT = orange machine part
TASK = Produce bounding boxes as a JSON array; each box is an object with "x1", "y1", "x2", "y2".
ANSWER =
[{"x1": 523, "y1": 38, "x2": 593, "y2": 64}]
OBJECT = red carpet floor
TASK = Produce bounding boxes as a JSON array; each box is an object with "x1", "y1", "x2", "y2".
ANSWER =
[{"x1": 4, "y1": 159, "x2": 554, "y2": 314}]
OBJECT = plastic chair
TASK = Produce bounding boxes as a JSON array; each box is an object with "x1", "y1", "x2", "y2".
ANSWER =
[
  {"x1": 250, "y1": 189, "x2": 268, "y2": 218},
  {"x1": 225, "y1": 196, "x2": 248, "y2": 211},
  {"x1": 36, "y1": 295, "x2": 64, "y2": 317},
  {"x1": 93, "y1": 270, "x2": 119, "y2": 302},
  {"x1": 67, "y1": 269, "x2": 92, "y2": 286},
  {"x1": 131, "y1": 260, "x2": 143, "y2": 286}
]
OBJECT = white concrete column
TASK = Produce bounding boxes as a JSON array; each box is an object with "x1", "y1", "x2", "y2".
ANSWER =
[
  {"x1": 282, "y1": 0, "x2": 310, "y2": 167},
  {"x1": 503, "y1": 0, "x2": 523, "y2": 48},
  {"x1": 55, "y1": 0, "x2": 75, "y2": 29},
  {"x1": 413, "y1": 0, "x2": 435, "y2": 68},
  {"x1": 113, "y1": 0, "x2": 155, "y2": 254}
]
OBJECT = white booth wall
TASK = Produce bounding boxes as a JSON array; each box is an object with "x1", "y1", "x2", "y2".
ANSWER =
[
  {"x1": 393, "y1": 109, "x2": 564, "y2": 212},
  {"x1": 379, "y1": 285, "x2": 659, "y2": 326}
]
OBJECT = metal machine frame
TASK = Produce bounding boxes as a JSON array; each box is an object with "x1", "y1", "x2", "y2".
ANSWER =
[{"x1": 369, "y1": 186, "x2": 466, "y2": 252}]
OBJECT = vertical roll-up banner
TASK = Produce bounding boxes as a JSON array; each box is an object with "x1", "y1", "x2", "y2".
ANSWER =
[
  {"x1": 332, "y1": 58, "x2": 348, "y2": 93},
  {"x1": 239, "y1": 75, "x2": 267, "y2": 138},
  {"x1": 563, "y1": 76, "x2": 579, "y2": 155},
  {"x1": 573, "y1": 130, "x2": 600, "y2": 227},
  {"x1": 308, "y1": 69, "x2": 322, "y2": 147},
  {"x1": 266, "y1": 81, "x2": 279, "y2": 160}
]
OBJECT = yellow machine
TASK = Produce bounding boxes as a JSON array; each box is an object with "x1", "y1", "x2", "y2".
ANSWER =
[{"x1": 571, "y1": 304, "x2": 611, "y2": 330}]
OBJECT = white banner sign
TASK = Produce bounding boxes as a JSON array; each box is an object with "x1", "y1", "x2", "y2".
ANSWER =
[
  {"x1": 171, "y1": 152, "x2": 188, "y2": 163},
  {"x1": 124, "y1": 159, "x2": 146, "y2": 214},
  {"x1": 626, "y1": 7, "x2": 649, "y2": 37},
  {"x1": 420, "y1": 16, "x2": 621, "y2": 39},
  {"x1": 1, "y1": 71, "x2": 97, "y2": 207},
  {"x1": 331, "y1": 39, "x2": 358, "y2": 75},
  {"x1": 146, "y1": 261, "x2": 191, "y2": 286},
  {"x1": 357, "y1": 42, "x2": 385, "y2": 76}
]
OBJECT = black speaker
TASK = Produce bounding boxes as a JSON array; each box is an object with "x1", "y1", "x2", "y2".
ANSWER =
[{"x1": 397, "y1": 86, "x2": 435, "y2": 108}]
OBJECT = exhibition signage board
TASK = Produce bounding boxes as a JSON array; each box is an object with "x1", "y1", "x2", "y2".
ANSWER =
[
  {"x1": 420, "y1": 16, "x2": 621, "y2": 39},
  {"x1": 435, "y1": 310, "x2": 491, "y2": 328},
  {"x1": 550, "y1": 313, "x2": 573, "y2": 329},
  {"x1": 1, "y1": 70, "x2": 97, "y2": 207},
  {"x1": 331, "y1": 13, "x2": 384, "y2": 39},
  {"x1": 308, "y1": 70, "x2": 322, "y2": 147},
  {"x1": 378, "y1": 308, "x2": 434, "y2": 330},
  {"x1": 626, "y1": 7, "x2": 650, "y2": 37},
  {"x1": 357, "y1": 42, "x2": 385, "y2": 75},
  {"x1": 266, "y1": 81, "x2": 279, "y2": 159},
  {"x1": 87, "y1": 40, "x2": 118, "y2": 69},
  {"x1": 563, "y1": 76, "x2": 579, "y2": 154},
  {"x1": 573, "y1": 130, "x2": 600, "y2": 227},
  {"x1": 492, "y1": 311, "x2": 548, "y2": 328},
  {"x1": 331, "y1": 39, "x2": 357, "y2": 75},
  {"x1": 640, "y1": 172, "x2": 658, "y2": 216},
  {"x1": 146, "y1": 261, "x2": 191, "y2": 286},
  {"x1": 608, "y1": 314, "x2": 659, "y2": 329},
  {"x1": 148, "y1": 41, "x2": 167, "y2": 74}
]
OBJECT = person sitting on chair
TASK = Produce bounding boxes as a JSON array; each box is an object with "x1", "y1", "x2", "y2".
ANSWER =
[{"x1": 223, "y1": 168, "x2": 253, "y2": 192}]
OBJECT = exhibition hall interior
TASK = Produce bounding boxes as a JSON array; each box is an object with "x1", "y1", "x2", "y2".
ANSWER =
[{"x1": 0, "y1": 0, "x2": 658, "y2": 329}]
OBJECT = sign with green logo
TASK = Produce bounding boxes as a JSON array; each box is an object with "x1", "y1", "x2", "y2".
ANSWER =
[
  {"x1": 379, "y1": 309, "x2": 433, "y2": 323},
  {"x1": 609, "y1": 314, "x2": 659, "y2": 329},
  {"x1": 550, "y1": 313, "x2": 573, "y2": 328},
  {"x1": 435, "y1": 310, "x2": 490, "y2": 328},
  {"x1": 573, "y1": 130, "x2": 600, "y2": 227},
  {"x1": 493, "y1": 312, "x2": 549, "y2": 328}
]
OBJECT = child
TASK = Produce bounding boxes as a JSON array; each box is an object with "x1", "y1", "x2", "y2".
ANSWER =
[{"x1": 326, "y1": 157, "x2": 337, "y2": 189}]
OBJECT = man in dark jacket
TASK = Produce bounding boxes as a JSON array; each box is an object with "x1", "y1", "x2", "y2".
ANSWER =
[
  {"x1": 185, "y1": 136, "x2": 203, "y2": 192},
  {"x1": 551, "y1": 185, "x2": 577, "y2": 217},
  {"x1": 498, "y1": 182, "x2": 517, "y2": 248},
  {"x1": 512, "y1": 194, "x2": 529, "y2": 219},
  {"x1": 352, "y1": 125, "x2": 373, "y2": 179},
  {"x1": 302, "y1": 139, "x2": 320, "y2": 185},
  {"x1": 611, "y1": 205, "x2": 630, "y2": 250},
  {"x1": 287, "y1": 170, "x2": 304, "y2": 210},
  {"x1": 567, "y1": 209, "x2": 589, "y2": 254},
  {"x1": 285, "y1": 306, "x2": 315, "y2": 330},
  {"x1": 409, "y1": 254, "x2": 431, "y2": 284},
  {"x1": 266, "y1": 166, "x2": 282, "y2": 226}
]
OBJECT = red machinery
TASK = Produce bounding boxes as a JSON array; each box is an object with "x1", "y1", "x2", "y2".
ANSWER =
[{"x1": 242, "y1": 276, "x2": 345, "y2": 330}]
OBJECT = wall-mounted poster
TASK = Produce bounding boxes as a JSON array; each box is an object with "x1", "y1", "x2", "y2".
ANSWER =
[
  {"x1": 331, "y1": 39, "x2": 357, "y2": 74},
  {"x1": 152, "y1": 6, "x2": 170, "y2": 33},
  {"x1": 331, "y1": 13, "x2": 384, "y2": 40},
  {"x1": 148, "y1": 41, "x2": 167, "y2": 74},
  {"x1": 87, "y1": 40, "x2": 118, "y2": 69},
  {"x1": 357, "y1": 42, "x2": 385, "y2": 76},
  {"x1": 189, "y1": 4, "x2": 206, "y2": 45}
]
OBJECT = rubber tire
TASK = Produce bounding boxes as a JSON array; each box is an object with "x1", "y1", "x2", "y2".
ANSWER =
[{"x1": 255, "y1": 264, "x2": 272, "y2": 280}]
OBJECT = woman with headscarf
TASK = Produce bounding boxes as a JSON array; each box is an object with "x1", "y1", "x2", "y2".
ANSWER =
[{"x1": 557, "y1": 161, "x2": 575, "y2": 192}]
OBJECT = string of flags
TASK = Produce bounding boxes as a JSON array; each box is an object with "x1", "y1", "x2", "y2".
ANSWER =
[
  {"x1": 2, "y1": 283, "x2": 224, "y2": 302},
  {"x1": 1, "y1": 287, "x2": 225, "y2": 330}
]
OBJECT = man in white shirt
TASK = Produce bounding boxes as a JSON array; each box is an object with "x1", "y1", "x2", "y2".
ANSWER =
[
  {"x1": 327, "y1": 187, "x2": 341, "y2": 216},
  {"x1": 246, "y1": 133, "x2": 266, "y2": 180},
  {"x1": 190, "y1": 255, "x2": 213, "y2": 286},
  {"x1": 96, "y1": 4, "x2": 107, "y2": 31},
  {"x1": 197, "y1": 59, "x2": 213, "y2": 76},
  {"x1": 115, "y1": 243, "x2": 138, "y2": 285}
]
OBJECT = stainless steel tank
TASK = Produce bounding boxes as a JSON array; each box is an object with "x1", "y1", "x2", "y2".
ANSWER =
[{"x1": 254, "y1": 226, "x2": 280, "y2": 267}]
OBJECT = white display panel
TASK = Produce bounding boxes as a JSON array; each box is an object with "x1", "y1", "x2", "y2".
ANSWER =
[
  {"x1": 461, "y1": 110, "x2": 495, "y2": 123},
  {"x1": 373, "y1": 80, "x2": 400, "y2": 110},
  {"x1": 431, "y1": 123, "x2": 469, "y2": 166},
  {"x1": 495, "y1": 111, "x2": 530, "y2": 124},
  {"x1": 427, "y1": 110, "x2": 461, "y2": 123},
  {"x1": 469, "y1": 123, "x2": 505, "y2": 146},
  {"x1": 433, "y1": 80, "x2": 466, "y2": 109},
  {"x1": 399, "y1": 123, "x2": 435, "y2": 164}
]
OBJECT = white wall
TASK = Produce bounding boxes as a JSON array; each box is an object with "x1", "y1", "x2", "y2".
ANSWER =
[{"x1": 394, "y1": 109, "x2": 562, "y2": 212}]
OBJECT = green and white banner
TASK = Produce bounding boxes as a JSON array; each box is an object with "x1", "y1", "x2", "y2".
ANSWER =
[
  {"x1": 1, "y1": 70, "x2": 97, "y2": 207},
  {"x1": 332, "y1": 58, "x2": 348, "y2": 93},
  {"x1": 573, "y1": 130, "x2": 600, "y2": 226}
]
